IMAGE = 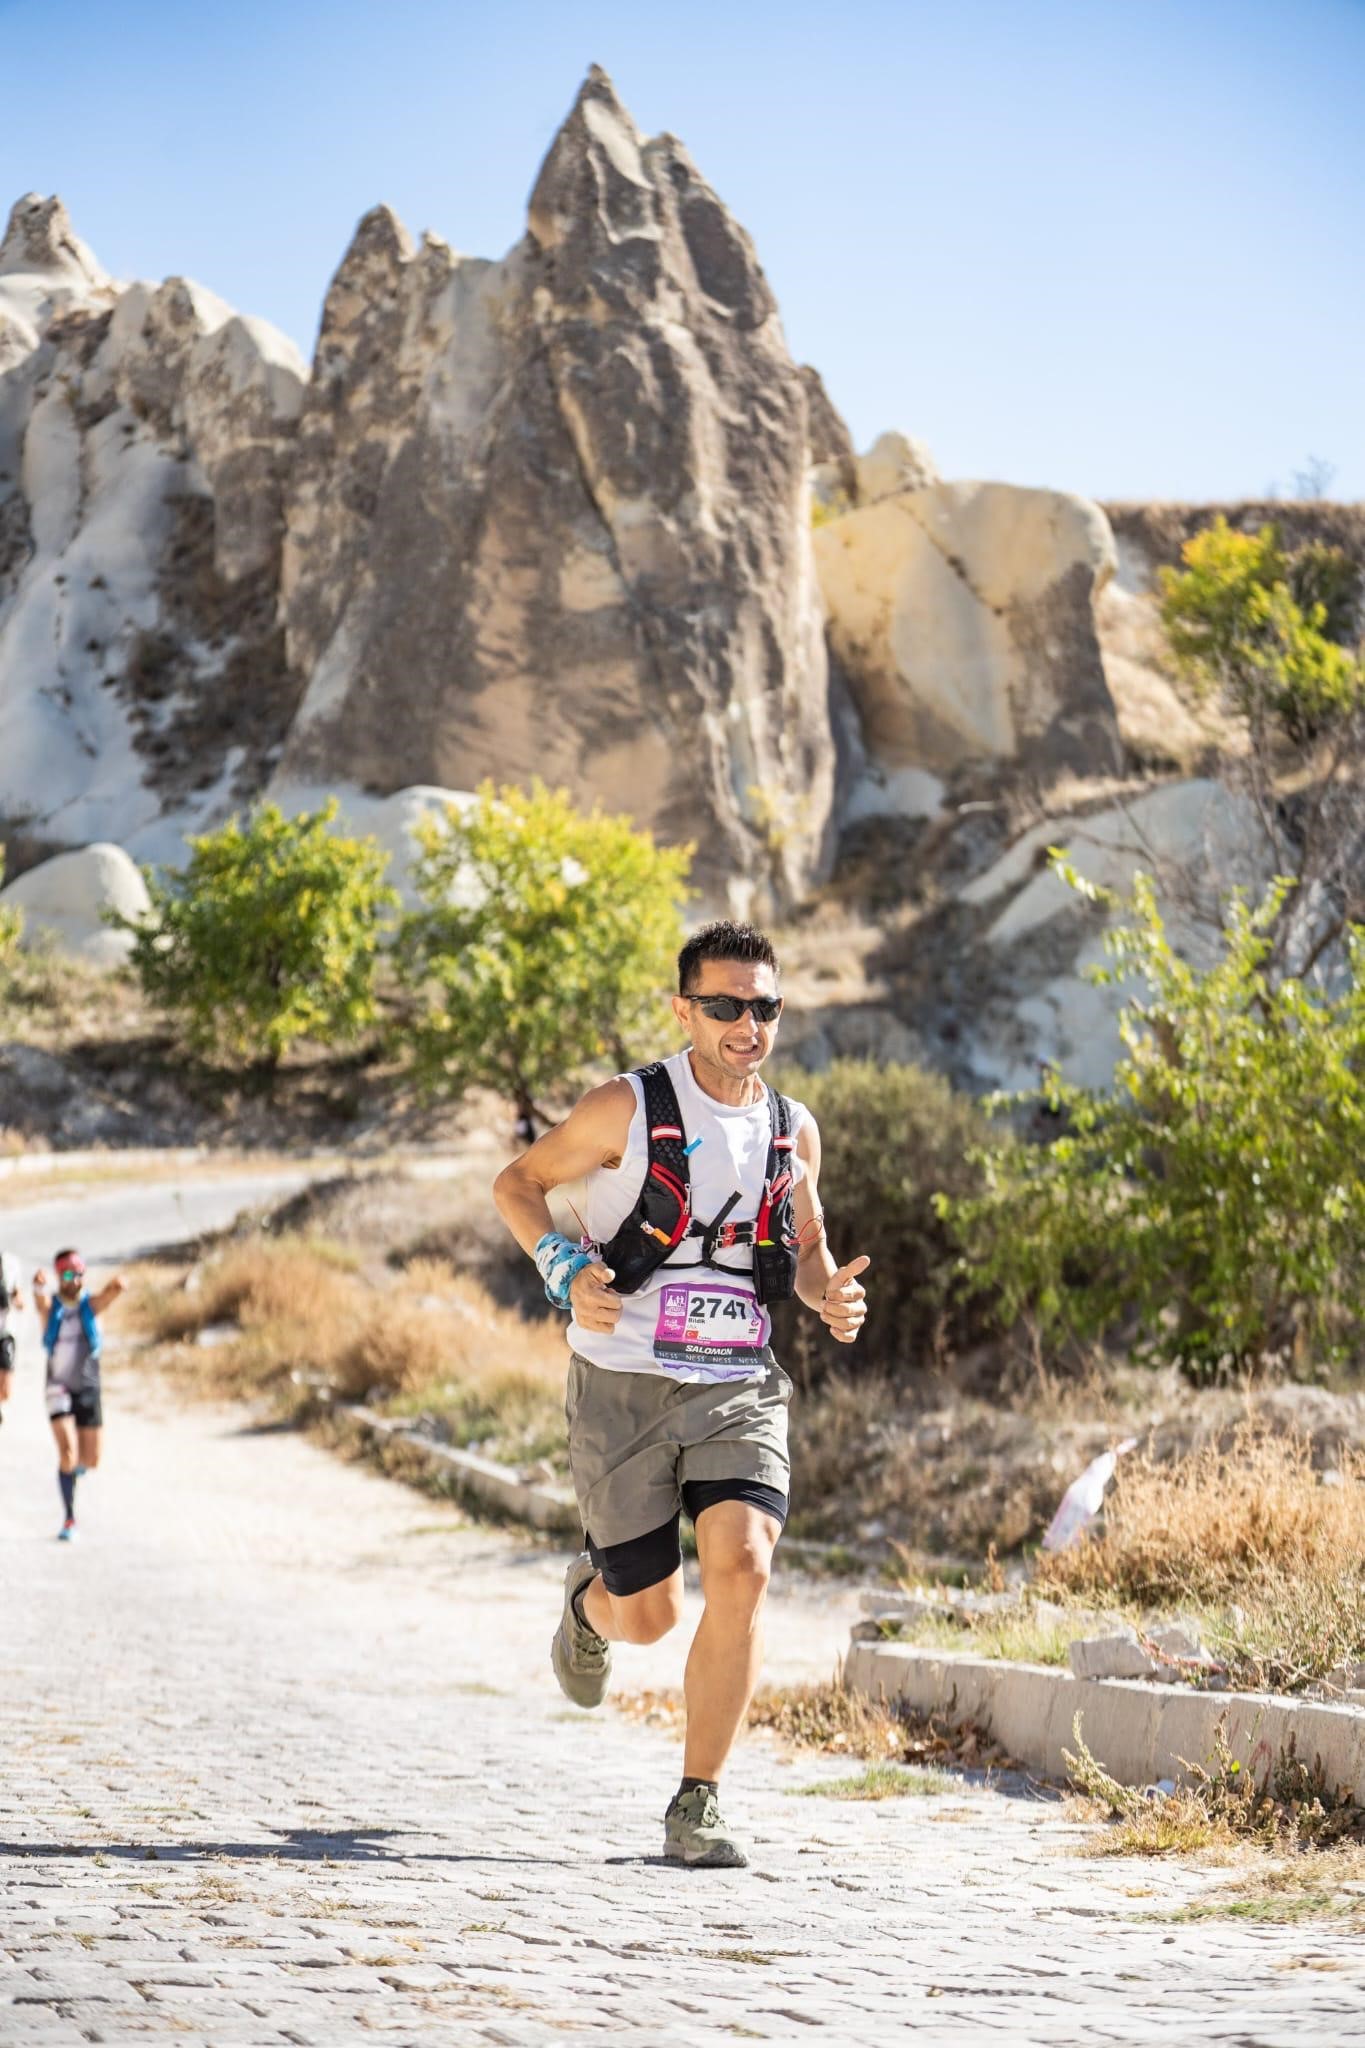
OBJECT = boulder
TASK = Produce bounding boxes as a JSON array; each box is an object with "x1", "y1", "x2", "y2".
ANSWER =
[
  {"x1": 815, "y1": 480, "x2": 1123, "y2": 791},
  {"x1": 1068, "y1": 1627, "x2": 1159, "y2": 1682},
  {"x1": 271, "y1": 781, "x2": 476, "y2": 906},
  {"x1": 0, "y1": 842, "x2": 149, "y2": 964},
  {"x1": 855, "y1": 430, "x2": 940, "y2": 503},
  {"x1": 956, "y1": 777, "x2": 1274, "y2": 1092},
  {"x1": 278, "y1": 68, "x2": 833, "y2": 910}
]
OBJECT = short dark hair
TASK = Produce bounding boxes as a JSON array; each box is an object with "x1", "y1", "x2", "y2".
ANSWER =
[{"x1": 678, "y1": 920, "x2": 779, "y2": 995}]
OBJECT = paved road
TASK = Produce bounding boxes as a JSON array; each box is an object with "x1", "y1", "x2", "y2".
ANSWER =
[{"x1": 2, "y1": 1171, "x2": 1363, "y2": 2044}]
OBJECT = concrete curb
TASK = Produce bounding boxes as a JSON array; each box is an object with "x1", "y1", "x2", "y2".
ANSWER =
[
  {"x1": 342, "y1": 1405, "x2": 579, "y2": 1535},
  {"x1": 844, "y1": 1640, "x2": 1365, "y2": 1793}
]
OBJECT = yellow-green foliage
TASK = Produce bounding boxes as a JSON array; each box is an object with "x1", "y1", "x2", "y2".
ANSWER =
[
  {"x1": 395, "y1": 779, "x2": 691, "y2": 1119},
  {"x1": 118, "y1": 801, "x2": 398, "y2": 1067},
  {"x1": 0, "y1": 851, "x2": 21, "y2": 968},
  {"x1": 939, "y1": 861, "x2": 1365, "y2": 1382},
  {"x1": 810, "y1": 489, "x2": 853, "y2": 529},
  {"x1": 1159, "y1": 517, "x2": 1363, "y2": 743}
]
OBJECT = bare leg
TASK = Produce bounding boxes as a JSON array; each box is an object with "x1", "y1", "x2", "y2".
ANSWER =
[
  {"x1": 76, "y1": 1425, "x2": 101, "y2": 1471},
  {"x1": 581, "y1": 1568, "x2": 683, "y2": 1646},
  {"x1": 51, "y1": 1414, "x2": 78, "y2": 1473},
  {"x1": 0, "y1": 1368, "x2": 12, "y2": 1416},
  {"x1": 682, "y1": 1501, "x2": 780, "y2": 1781}
]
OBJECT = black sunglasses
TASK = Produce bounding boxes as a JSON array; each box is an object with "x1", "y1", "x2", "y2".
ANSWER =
[{"x1": 687, "y1": 995, "x2": 783, "y2": 1024}]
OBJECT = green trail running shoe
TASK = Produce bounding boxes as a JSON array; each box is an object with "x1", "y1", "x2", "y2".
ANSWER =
[
  {"x1": 663, "y1": 1786, "x2": 748, "y2": 1869},
  {"x1": 551, "y1": 1552, "x2": 612, "y2": 1709}
]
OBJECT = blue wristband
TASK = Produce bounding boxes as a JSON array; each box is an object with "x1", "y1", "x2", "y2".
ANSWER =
[{"x1": 534, "y1": 1231, "x2": 593, "y2": 1310}]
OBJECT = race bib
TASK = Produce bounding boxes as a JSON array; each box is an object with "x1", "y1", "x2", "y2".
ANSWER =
[
  {"x1": 45, "y1": 1382, "x2": 74, "y2": 1419},
  {"x1": 652, "y1": 1281, "x2": 772, "y2": 1379}
]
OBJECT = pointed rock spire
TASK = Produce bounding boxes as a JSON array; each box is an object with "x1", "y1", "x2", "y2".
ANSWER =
[
  {"x1": 528, "y1": 65, "x2": 654, "y2": 258},
  {"x1": 0, "y1": 193, "x2": 107, "y2": 286}
]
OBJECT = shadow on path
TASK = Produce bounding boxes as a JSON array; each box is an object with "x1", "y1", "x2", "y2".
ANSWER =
[{"x1": 0, "y1": 1826, "x2": 573, "y2": 1867}]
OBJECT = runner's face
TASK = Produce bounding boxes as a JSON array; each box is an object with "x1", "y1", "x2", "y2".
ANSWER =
[{"x1": 672, "y1": 960, "x2": 781, "y2": 1082}]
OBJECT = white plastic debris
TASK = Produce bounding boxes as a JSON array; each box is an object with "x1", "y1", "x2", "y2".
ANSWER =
[{"x1": 1041, "y1": 1438, "x2": 1138, "y2": 1552}]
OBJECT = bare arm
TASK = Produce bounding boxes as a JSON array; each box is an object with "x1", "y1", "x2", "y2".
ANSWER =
[
  {"x1": 32, "y1": 1271, "x2": 51, "y2": 1319},
  {"x1": 493, "y1": 1078, "x2": 635, "y2": 1252},
  {"x1": 90, "y1": 1274, "x2": 127, "y2": 1317},
  {"x1": 792, "y1": 1117, "x2": 870, "y2": 1345},
  {"x1": 493, "y1": 1079, "x2": 636, "y2": 1335}
]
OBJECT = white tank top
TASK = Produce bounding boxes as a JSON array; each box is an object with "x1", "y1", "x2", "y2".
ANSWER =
[{"x1": 566, "y1": 1048, "x2": 808, "y2": 1382}]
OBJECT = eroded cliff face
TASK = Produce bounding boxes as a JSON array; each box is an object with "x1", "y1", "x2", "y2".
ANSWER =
[
  {"x1": 0, "y1": 195, "x2": 306, "y2": 861},
  {"x1": 278, "y1": 69, "x2": 833, "y2": 907},
  {"x1": 0, "y1": 74, "x2": 834, "y2": 906}
]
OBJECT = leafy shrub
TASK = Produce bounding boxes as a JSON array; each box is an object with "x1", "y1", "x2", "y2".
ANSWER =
[
  {"x1": 395, "y1": 780, "x2": 691, "y2": 1125},
  {"x1": 118, "y1": 801, "x2": 397, "y2": 1067},
  {"x1": 940, "y1": 862, "x2": 1365, "y2": 1382},
  {"x1": 770, "y1": 1057, "x2": 997, "y2": 1385},
  {"x1": 1159, "y1": 517, "x2": 1364, "y2": 744}
]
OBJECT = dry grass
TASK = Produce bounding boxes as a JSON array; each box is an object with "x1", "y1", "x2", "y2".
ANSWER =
[
  {"x1": 1041, "y1": 1423, "x2": 1365, "y2": 1691},
  {"x1": 615, "y1": 1677, "x2": 1016, "y2": 1780},
  {"x1": 1042, "y1": 1423, "x2": 1365, "y2": 1606},
  {"x1": 1157, "y1": 1845, "x2": 1365, "y2": 1927},
  {"x1": 1067, "y1": 1713, "x2": 1365, "y2": 1855},
  {"x1": 138, "y1": 1235, "x2": 567, "y2": 1470}
]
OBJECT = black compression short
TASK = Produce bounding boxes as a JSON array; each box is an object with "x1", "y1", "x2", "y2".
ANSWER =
[
  {"x1": 50, "y1": 1389, "x2": 102, "y2": 1430},
  {"x1": 586, "y1": 1479, "x2": 789, "y2": 1597},
  {"x1": 0, "y1": 1333, "x2": 14, "y2": 1374}
]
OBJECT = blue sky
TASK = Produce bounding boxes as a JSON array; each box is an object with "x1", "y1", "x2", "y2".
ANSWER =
[{"x1": 2, "y1": 0, "x2": 1361, "y2": 502}]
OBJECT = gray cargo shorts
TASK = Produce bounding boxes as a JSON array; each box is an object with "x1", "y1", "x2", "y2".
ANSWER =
[{"x1": 565, "y1": 1352, "x2": 791, "y2": 1552}]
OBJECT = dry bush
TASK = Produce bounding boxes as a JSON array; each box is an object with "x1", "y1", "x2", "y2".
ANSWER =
[
  {"x1": 1040, "y1": 1422, "x2": 1365, "y2": 1607},
  {"x1": 151, "y1": 1240, "x2": 355, "y2": 1341},
  {"x1": 1042, "y1": 1423, "x2": 1365, "y2": 1690},
  {"x1": 143, "y1": 1230, "x2": 567, "y2": 1461},
  {"x1": 786, "y1": 1371, "x2": 894, "y2": 1532},
  {"x1": 747, "y1": 1678, "x2": 909, "y2": 1759}
]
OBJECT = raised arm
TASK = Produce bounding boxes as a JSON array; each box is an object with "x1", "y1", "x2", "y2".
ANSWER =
[{"x1": 90, "y1": 1273, "x2": 127, "y2": 1317}]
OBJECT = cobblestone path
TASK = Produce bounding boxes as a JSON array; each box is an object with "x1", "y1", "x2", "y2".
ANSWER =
[{"x1": 2, "y1": 1173, "x2": 1362, "y2": 2043}]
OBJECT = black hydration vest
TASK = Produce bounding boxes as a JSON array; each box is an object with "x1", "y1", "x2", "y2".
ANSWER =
[{"x1": 598, "y1": 1063, "x2": 800, "y2": 1304}]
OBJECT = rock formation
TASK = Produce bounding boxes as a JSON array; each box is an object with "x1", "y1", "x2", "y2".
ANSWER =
[
  {"x1": 2, "y1": 75, "x2": 1359, "y2": 1099},
  {"x1": 0, "y1": 840, "x2": 150, "y2": 965},
  {"x1": 278, "y1": 68, "x2": 832, "y2": 906},
  {"x1": 0, "y1": 73, "x2": 834, "y2": 909},
  {"x1": 0, "y1": 195, "x2": 306, "y2": 862},
  {"x1": 814, "y1": 479, "x2": 1124, "y2": 796}
]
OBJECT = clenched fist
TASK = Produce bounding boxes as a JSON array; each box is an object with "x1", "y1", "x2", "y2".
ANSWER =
[{"x1": 569, "y1": 1260, "x2": 623, "y2": 1335}]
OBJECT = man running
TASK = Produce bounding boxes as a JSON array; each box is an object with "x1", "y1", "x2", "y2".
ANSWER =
[
  {"x1": 33, "y1": 1249, "x2": 125, "y2": 1541},
  {"x1": 0, "y1": 1249, "x2": 23, "y2": 1425},
  {"x1": 494, "y1": 920, "x2": 869, "y2": 1868}
]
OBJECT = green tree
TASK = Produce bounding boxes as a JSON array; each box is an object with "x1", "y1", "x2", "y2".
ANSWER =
[
  {"x1": 939, "y1": 859, "x2": 1365, "y2": 1384},
  {"x1": 1159, "y1": 517, "x2": 1362, "y2": 745},
  {"x1": 1159, "y1": 517, "x2": 1365, "y2": 979},
  {"x1": 394, "y1": 781, "x2": 691, "y2": 1127},
  {"x1": 118, "y1": 801, "x2": 397, "y2": 1067}
]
